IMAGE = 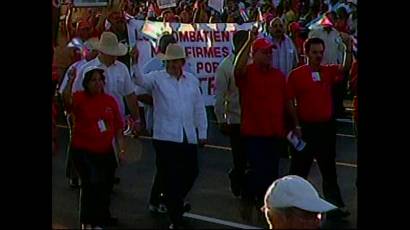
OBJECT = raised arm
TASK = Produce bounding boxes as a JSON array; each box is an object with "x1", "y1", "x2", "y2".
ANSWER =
[
  {"x1": 130, "y1": 46, "x2": 155, "y2": 91},
  {"x1": 233, "y1": 30, "x2": 253, "y2": 82},
  {"x1": 62, "y1": 67, "x2": 77, "y2": 112}
]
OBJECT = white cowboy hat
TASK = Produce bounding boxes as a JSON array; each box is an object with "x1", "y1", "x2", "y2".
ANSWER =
[
  {"x1": 97, "y1": 32, "x2": 128, "y2": 56},
  {"x1": 157, "y1": 43, "x2": 187, "y2": 61}
]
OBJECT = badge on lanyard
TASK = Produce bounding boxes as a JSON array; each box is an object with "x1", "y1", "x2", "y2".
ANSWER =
[
  {"x1": 98, "y1": 119, "x2": 108, "y2": 133},
  {"x1": 311, "y1": 72, "x2": 321, "y2": 82}
]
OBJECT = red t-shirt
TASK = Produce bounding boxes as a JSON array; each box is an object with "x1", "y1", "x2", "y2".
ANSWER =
[
  {"x1": 235, "y1": 63, "x2": 287, "y2": 138},
  {"x1": 71, "y1": 92, "x2": 124, "y2": 154},
  {"x1": 287, "y1": 64, "x2": 343, "y2": 123}
]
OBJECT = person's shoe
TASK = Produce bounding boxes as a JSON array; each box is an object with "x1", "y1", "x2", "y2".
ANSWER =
[
  {"x1": 148, "y1": 203, "x2": 168, "y2": 214},
  {"x1": 228, "y1": 170, "x2": 241, "y2": 197},
  {"x1": 69, "y1": 178, "x2": 80, "y2": 189},
  {"x1": 80, "y1": 223, "x2": 92, "y2": 229},
  {"x1": 326, "y1": 207, "x2": 351, "y2": 221},
  {"x1": 103, "y1": 216, "x2": 118, "y2": 226},
  {"x1": 93, "y1": 225, "x2": 104, "y2": 230},
  {"x1": 183, "y1": 202, "x2": 191, "y2": 213},
  {"x1": 169, "y1": 223, "x2": 184, "y2": 229}
]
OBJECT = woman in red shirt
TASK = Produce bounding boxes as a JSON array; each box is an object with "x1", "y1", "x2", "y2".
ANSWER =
[{"x1": 63, "y1": 66, "x2": 125, "y2": 229}]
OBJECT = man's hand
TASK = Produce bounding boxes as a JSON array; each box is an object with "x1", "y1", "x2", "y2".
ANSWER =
[
  {"x1": 68, "y1": 67, "x2": 77, "y2": 81},
  {"x1": 131, "y1": 119, "x2": 141, "y2": 137},
  {"x1": 340, "y1": 32, "x2": 353, "y2": 51},
  {"x1": 293, "y1": 126, "x2": 302, "y2": 139},
  {"x1": 198, "y1": 139, "x2": 207, "y2": 147},
  {"x1": 119, "y1": 149, "x2": 127, "y2": 163},
  {"x1": 218, "y1": 123, "x2": 232, "y2": 136},
  {"x1": 130, "y1": 45, "x2": 139, "y2": 64},
  {"x1": 250, "y1": 26, "x2": 258, "y2": 42}
]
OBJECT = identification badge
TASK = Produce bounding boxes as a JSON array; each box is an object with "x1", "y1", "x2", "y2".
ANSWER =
[
  {"x1": 312, "y1": 72, "x2": 321, "y2": 82},
  {"x1": 98, "y1": 119, "x2": 107, "y2": 133}
]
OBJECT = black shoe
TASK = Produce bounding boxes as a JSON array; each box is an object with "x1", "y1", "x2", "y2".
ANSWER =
[
  {"x1": 69, "y1": 178, "x2": 80, "y2": 189},
  {"x1": 183, "y1": 202, "x2": 191, "y2": 213},
  {"x1": 148, "y1": 203, "x2": 168, "y2": 213},
  {"x1": 103, "y1": 216, "x2": 118, "y2": 226},
  {"x1": 326, "y1": 208, "x2": 350, "y2": 221},
  {"x1": 228, "y1": 170, "x2": 241, "y2": 197},
  {"x1": 114, "y1": 177, "x2": 120, "y2": 185}
]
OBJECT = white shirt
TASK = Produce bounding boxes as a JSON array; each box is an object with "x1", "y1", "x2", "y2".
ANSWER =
[
  {"x1": 268, "y1": 35, "x2": 299, "y2": 77},
  {"x1": 72, "y1": 57, "x2": 136, "y2": 118},
  {"x1": 214, "y1": 54, "x2": 241, "y2": 124},
  {"x1": 132, "y1": 65, "x2": 208, "y2": 144},
  {"x1": 308, "y1": 27, "x2": 346, "y2": 65},
  {"x1": 58, "y1": 59, "x2": 87, "y2": 95},
  {"x1": 140, "y1": 57, "x2": 197, "y2": 133}
]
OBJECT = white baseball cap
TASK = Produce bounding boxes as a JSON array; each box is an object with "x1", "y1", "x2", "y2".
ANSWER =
[{"x1": 264, "y1": 175, "x2": 337, "y2": 213}]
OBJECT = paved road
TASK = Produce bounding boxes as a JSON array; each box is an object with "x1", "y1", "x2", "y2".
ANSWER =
[{"x1": 52, "y1": 108, "x2": 357, "y2": 229}]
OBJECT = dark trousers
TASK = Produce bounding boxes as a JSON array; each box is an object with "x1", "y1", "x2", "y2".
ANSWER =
[
  {"x1": 149, "y1": 141, "x2": 167, "y2": 206},
  {"x1": 71, "y1": 148, "x2": 117, "y2": 226},
  {"x1": 242, "y1": 136, "x2": 282, "y2": 203},
  {"x1": 289, "y1": 120, "x2": 345, "y2": 207},
  {"x1": 152, "y1": 139, "x2": 198, "y2": 225},
  {"x1": 228, "y1": 124, "x2": 247, "y2": 192}
]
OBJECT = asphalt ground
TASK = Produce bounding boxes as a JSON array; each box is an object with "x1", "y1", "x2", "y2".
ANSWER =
[{"x1": 52, "y1": 105, "x2": 357, "y2": 229}]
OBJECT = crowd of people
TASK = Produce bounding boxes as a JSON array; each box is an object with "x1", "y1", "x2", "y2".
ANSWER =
[{"x1": 52, "y1": 0, "x2": 358, "y2": 229}]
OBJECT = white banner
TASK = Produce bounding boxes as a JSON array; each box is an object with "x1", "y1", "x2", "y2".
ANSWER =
[
  {"x1": 128, "y1": 20, "x2": 259, "y2": 106},
  {"x1": 208, "y1": 0, "x2": 224, "y2": 13},
  {"x1": 157, "y1": 0, "x2": 177, "y2": 9}
]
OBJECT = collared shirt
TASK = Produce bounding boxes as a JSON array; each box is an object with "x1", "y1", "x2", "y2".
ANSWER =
[
  {"x1": 140, "y1": 57, "x2": 197, "y2": 133},
  {"x1": 308, "y1": 28, "x2": 346, "y2": 65},
  {"x1": 287, "y1": 64, "x2": 344, "y2": 122},
  {"x1": 132, "y1": 65, "x2": 208, "y2": 144},
  {"x1": 214, "y1": 54, "x2": 241, "y2": 124},
  {"x1": 72, "y1": 57, "x2": 135, "y2": 118},
  {"x1": 268, "y1": 35, "x2": 299, "y2": 77}
]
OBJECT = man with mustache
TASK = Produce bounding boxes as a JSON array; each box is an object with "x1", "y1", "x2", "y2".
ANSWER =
[
  {"x1": 286, "y1": 37, "x2": 353, "y2": 221},
  {"x1": 267, "y1": 17, "x2": 299, "y2": 77}
]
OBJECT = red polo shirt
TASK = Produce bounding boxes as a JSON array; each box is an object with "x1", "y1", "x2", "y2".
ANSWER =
[
  {"x1": 287, "y1": 64, "x2": 343, "y2": 123},
  {"x1": 71, "y1": 92, "x2": 124, "y2": 154},
  {"x1": 235, "y1": 63, "x2": 287, "y2": 138}
]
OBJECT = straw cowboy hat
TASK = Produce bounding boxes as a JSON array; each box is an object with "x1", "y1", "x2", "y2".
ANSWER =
[
  {"x1": 157, "y1": 43, "x2": 187, "y2": 61},
  {"x1": 97, "y1": 32, "x2": 128, "y2": 56}
]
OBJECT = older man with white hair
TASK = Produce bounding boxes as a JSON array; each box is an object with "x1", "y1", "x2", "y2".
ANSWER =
[{"x1": 262, "y1": 175, "x2": 337, "y2": 229}]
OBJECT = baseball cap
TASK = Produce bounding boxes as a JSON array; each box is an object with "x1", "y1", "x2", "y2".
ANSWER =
[
  {"x1": 252, "y1": 38, "x2": 277, "y2": 53},
  {"x1": 77, "y1": 20, "x2": 91, "y2": 30},
  {"x1": 264, "y1": 175, "x2": 337, "y2": 213}
]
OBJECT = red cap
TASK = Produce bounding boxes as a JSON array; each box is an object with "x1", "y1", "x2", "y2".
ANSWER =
[
  {"x1": 289, "y1": 22, "x2": 301, "y2": 33},
  {"x1": 252, "y1": 38, "x2": 276, "y2": 52},
  {"x1": 77, "y1": 20, "x2": 91, "y2": 30}
]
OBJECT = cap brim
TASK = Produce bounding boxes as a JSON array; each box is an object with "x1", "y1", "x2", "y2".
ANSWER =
[
  {"x1": 294, "y1": 197, "x2": 338, "y2": 213},
  {"x1": 254, "y1": 44, "x2": 277, "y2": 52}
]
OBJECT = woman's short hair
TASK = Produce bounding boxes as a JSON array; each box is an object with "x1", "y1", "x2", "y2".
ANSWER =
[{"x1": 82, "y1": 68, "x2": 105, "y2": 91}]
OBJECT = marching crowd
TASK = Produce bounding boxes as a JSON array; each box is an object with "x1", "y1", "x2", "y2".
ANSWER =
[{"x1": 52, "y1": 0, "x2": 358, "y2": 229}]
